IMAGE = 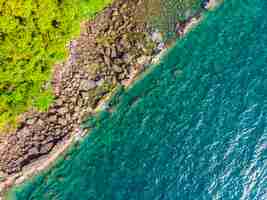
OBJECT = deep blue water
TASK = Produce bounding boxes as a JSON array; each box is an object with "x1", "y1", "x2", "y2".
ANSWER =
[{"x1": 9, "y1": 0, "x2": 267, "y2": 199}]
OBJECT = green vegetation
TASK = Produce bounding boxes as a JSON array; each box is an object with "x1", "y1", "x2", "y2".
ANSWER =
[{"x1": 0, "y1": 0, "x2": 112, "y2": 132}]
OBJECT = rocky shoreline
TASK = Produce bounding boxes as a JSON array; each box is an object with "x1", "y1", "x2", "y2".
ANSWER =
[
  {"x1": 0, "y1": 0, "x2": 164, "y2": 194},
  {"x1": 0, "y1": 0, "x2": 218, "y2": 198}
]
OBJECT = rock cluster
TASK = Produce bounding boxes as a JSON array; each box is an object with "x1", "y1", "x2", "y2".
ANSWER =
[
  {"x1": 0, "y1": 0, "x2": 161, "y2": 175},
  {"x1": 0, "y1": 60, "x2": 94, "y2": 174},
  {"x1": 75, "y1": 0, "x2": 157, "y2": 84}
]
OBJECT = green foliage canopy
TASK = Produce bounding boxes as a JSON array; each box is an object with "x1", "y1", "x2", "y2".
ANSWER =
[{"x1": 0, "y1": 0, "x2": 112, "y2": 131}]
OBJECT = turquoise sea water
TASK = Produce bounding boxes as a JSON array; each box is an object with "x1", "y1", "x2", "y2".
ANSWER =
[{"x1": 9, "y1": 0, "x2": 267, "y2": 199}]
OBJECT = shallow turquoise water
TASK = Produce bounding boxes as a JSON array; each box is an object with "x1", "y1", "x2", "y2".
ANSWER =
[{"x1": 9, "y1": 0, "x2": 267, "y2": 199}]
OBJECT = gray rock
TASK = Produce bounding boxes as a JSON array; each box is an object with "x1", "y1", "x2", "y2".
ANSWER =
[
  {"x1": 58, "y1": 107, "x2": 68, "y2": 115},
  {"x1": 27, "y1": 146, "x2": 39, "y2": 156},
  {"x1": 111, "y1": 47, "x2": 117, "y2": 58},
  {"x1": 55, "y1": 98, "x2": 64, "y2": 106},
  {"x1": 105, "y1": 47, "x2": 111, "y2": 56},
  {"x1": 66, "y1": 113, "x2": 71, "y2": 122},
  {"x1": 113, "y1": 64, "x2": 122, "y2": 73},
  {"x1": 48, "y1": 115, "x2": 57, "y2": 122},
  {"x1": 39, "y1": 142, "x2": 54, "y2": 155},
  {"x1": 103, "y1": 55, "x2": 112, "y2": 66},
  {"x1": 58, "y1": 118, "x2": 67, "y2": 126},
  {"x1": 80, "y1": 79, "x2": 96, "y2": 91}
]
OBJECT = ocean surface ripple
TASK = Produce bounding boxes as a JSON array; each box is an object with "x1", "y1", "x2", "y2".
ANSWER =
[{"x1": 9, "y1": 0, "x2": 267, "y2": 199}]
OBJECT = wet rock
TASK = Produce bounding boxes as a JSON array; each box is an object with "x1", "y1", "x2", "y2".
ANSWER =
[
  {"x1": 201, "y1": 0, "x2": 210, "y2": 9},
  {"x1": 39, "y1": 142, "x2": 54, "y2": 155}
]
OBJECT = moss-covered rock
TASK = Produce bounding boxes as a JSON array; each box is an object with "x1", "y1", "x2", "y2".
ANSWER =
[
  {"x1": 87, "y1": 81, "x2": 117, "y2": 108},
  {"x1": 142, "y1": 0, "x2": 203, "y2": 39}
]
